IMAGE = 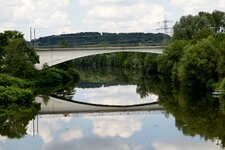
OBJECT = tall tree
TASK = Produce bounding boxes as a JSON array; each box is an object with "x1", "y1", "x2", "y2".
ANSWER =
[
  {"x1": 173, "y1": 11, "x2": 225, "y2": 41},
  {"x1": 0, "y1": 31, "x2": 39, "y2": 78}
]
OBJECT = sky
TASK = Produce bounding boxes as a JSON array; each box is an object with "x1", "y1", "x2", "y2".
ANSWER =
[{"x1": 1, "y1": 0, "x2": 225, "y2": 40}]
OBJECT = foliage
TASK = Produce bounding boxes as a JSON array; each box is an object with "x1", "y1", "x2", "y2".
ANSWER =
[
  {"x1": 0, "y1": 31, "x2": 23, "y2": 59},
  {"x1": 217, "y1": 78, "x2": 225, "y2": 94},
  {"x1": 0, "y1": 31, "x2": 39, "y2": 79},
  {"x1": 0, "y1": 86, "x2": 33, "y2": 103},
  {"x1": 156, "y1": 40, "x2": 189, "y2": 79},
  {"x1": 58, "y1": 40, "x2": 70, "y2": 47},
  {"x1": 177, "y1": 37, "x2": 217, "y2": 89},
  {"x1": 155, "y1": 11, "x2": 225, "y2": 90},
  {"x1": 74, "y1": 66, "x2": 162, "y2": 99},
  {"x1": 0, "y1": 102, "x2": 40, "y2": 138},
  {"x1": 36, "y1": 32, "x2": 170, "y2": 47},
  {"x1": 73, "y1": 52, "x2": 160, "y2": 77},
  {"x1": 0, "y1": 30, "x2": 80, "y2": 105},
  {"x1": 214, "y1": 33, "x2": 225, "y2": 78},
  {"x1": 159, "y1": 87, "x2": 225, "y2": 148},
  {"x1": 0, "y1": 74, "x2": 32, "y2": 87},
  {"x1": 34, "y1": 68, "x2": 77, "y2": 85},
  {"x1": 173, "y1": 10, "x2": 225, "y2": 41}
]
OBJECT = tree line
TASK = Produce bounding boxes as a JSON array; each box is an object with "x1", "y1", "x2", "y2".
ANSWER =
[
  {"x1": 73, "y1": 10, "x2": 225, "y2": 92},
  {"x1": 71, "y1": 66, "x2": 225, "y2": 149},
  {"x1": 35, "y1": 32, "x2": 170, "y2": 47},
  {"x1": 0, "y1": 31, "x2": 79, "y2": 103}
]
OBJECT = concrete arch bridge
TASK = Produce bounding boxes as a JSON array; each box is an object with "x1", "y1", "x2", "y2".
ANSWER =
[{"x1": 34, "y1": 46, "x2": 164, "y2": 69}]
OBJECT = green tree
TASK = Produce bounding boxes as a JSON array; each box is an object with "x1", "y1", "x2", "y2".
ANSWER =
[
  {"x1": 173, "y1": 11, "x2": 225, "y2": 41},
  {"x1": 214, "y1": 33, "x2": 225, "y2": 78},
  {"x1": 0, "y1": 31, "x2": 24, "y2": 71},
  {"x1": 212, "y1": 10, "x2": 225, "y2": 32},
  {"x1": 2, "y1": 37, "x2": 39, "y2": 78},
  {"x1": 58, "y1": 40, "x2": 70, "y2": 47},
  {"x1": 177, "y1": 37, "x2": 217, "y2": 89},
  {"x1": 156, "y1": 40, "x2": 189, "y2": 79},
  {"x1": 0, "y1": 102, "x2": 40, "y2": 138},
  {"x1": 173, "y1": 14, "x2": 211, "y2": 40}
]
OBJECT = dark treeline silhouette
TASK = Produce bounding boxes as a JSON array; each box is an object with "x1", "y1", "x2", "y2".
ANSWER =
[{"x1": 35, "y1": 32, "x2": 170, "y2": 47}]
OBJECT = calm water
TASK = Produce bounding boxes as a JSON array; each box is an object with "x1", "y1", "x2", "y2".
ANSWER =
[{"x1": 1, "y1": 67, "x2": 225, "y2": 150}]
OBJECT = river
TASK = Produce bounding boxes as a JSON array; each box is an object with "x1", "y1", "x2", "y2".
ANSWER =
[{"x1": 0, "y1": 66, "x2": 224, "y2": 150}]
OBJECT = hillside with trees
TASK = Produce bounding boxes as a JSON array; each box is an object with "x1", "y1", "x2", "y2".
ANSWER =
[{"x1": 35, "y1": 32, "x2": 170, "y2": 47}]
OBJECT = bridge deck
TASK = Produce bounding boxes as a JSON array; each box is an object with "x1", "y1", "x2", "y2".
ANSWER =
[{"x1": 34, "y1": 46, "x2": 164, "y2": 69}]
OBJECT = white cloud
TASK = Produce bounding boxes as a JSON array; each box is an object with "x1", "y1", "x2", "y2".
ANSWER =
[
  {"x1": 78, "y1": 0, "x2": 127, "y2": 6},
  {"x1": 170, "y1": 0, "x2": 225, "y2": 15},
  {"x1": 1, "y1": 0, "x2": 225, "y2": 39},
  {"x1": 0, "y1": 0, "x2": 71, "y2": 38},
  {"x1": 27, "y1": 116, "x2": 72, "y2": 144},
  {"x1": 81, "y1": 1, "x2": 165, "y2": 32}
]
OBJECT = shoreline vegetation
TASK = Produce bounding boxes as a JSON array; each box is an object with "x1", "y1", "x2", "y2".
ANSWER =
[
  {"x1": 1, "y1": 10, "x2": 225, "y2": 144},
  {"x1": 0, "y1": 31, "x2": 79, "y2": 104},
  {"x1": 73, "y1": 10, "x2": 225, "y2": 95},
  {"x1": 1, "y1": 10, "x2": 225, "y2": 103},
  {"x1": 34, "y1": 32, "x2": 170, "y2": 47}
]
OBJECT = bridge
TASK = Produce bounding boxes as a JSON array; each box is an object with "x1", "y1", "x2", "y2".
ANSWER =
[
  {"x1": 35, "y1": 96, "x2": 164, "y2": 115},
  {"x1": 34, "y1": 46, "x2": 164, "y2": 69}
]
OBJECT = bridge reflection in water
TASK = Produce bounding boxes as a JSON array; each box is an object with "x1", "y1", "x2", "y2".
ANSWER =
[
  {"x1": 31, "y1": 96, "x2": 164, "y2": 136},
  {"x1": 35, "y1": 96, "x2": 164, "y2": 116}
]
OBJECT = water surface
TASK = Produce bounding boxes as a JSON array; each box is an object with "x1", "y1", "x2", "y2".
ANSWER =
[{"x1": 0, "y1": 67, "x2": 224, "y2": 150}]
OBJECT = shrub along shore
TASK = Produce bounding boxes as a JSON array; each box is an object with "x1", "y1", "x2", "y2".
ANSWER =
[{"x1": 0, "y1": 31, "x2": 79, "y2": 103}]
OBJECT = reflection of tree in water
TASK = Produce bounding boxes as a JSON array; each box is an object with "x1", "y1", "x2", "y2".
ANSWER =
[
  {"x1": 71, "y1": 66, "x2": 225, "y2": 148},
  {"x1": 0, "y1": 102, "x2": 40, "y2": 139},
  {"x1": 159, "y1": 86, "x2": 225, "y2": 149},
  {"x1": 75, "y1": 66, "x2": 162, "y2": 98},
  {"x1": 0, "y1": 73, "x2": 79, "y2": 139},
  {"x1": 33, "y1": 78, "x2": 79, "y2": 102}
]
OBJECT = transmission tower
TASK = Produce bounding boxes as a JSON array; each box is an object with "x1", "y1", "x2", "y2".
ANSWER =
[
  {"x1": 156, "y1": 15, "x2": 173, "y2": 43},
  {"x1": 30, "y1": 27, "x2": 37, "y2": 47}
]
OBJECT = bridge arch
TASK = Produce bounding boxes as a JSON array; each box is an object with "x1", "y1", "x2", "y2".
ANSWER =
[
  {"x1": 35, "y1": 96, "x2": 163, "y2": 114},
  {"x1": 35, "y1": 46, "x2": 164, "y2": 69}
]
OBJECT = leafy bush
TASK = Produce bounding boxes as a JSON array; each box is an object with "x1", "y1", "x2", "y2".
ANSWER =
[
  {"x1": 0, "y1": 86, "x2": 33, "y2": 103},
  {"x1": 0, "y1": 74, "x2": 31, "y2": 87},
  {"x1": 34, "y1": 68, "x2": 74, "y2": 85}
]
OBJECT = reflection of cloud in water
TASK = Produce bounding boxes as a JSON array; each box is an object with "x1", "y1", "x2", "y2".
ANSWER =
[
  {"x1": 60, "y1": 127, "x2": 84, "y2": 142},
  {"x1": 0, "y1": 135, "x2": 6, "y2": 142},
  {"x1": 152, "y1": 141, "x2": 221, "y2": 150},
  {"x1": 42, "y1": 137, "x2": 144, "y2": 150},
  {"x1": 73, "y1": 85, "x2": 158, "y2": 105},
  {"x1": 26, "y1": 114, "x2": 143, "y2": 148},
  {"x1": 0, "y1": 146, "x2": 4, "y2": 150},
  {"x1": 85, "y1": 115, "x2": 142, "y2": 138},
  {"x1": 23, "y1": 114, "x2": 221, "y2": 150},
  {"x1": 27, "y1": 117, "x2": 72, "y2": 144}
]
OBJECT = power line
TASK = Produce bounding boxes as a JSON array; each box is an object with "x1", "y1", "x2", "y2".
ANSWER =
[
  {"x1": 30, "y1": 27, "x2": 37, "y2": 46},
  {"x1": 156, "y1": 15, "x2": 173, "y2": 35}
]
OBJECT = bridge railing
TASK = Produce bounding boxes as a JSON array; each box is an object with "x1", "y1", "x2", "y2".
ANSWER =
[{"x1": 34, "y1": 45, "x2": 166, "y2": 51}]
